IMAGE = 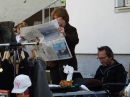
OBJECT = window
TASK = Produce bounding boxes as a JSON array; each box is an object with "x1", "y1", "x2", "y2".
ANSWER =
[{"x1": 125, "y1": 0, "x2": 130, "y2": 6}]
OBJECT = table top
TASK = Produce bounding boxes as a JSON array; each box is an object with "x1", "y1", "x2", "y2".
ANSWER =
[{"x1": 52, "y1": 90, "x2": 106, "y2": 96}]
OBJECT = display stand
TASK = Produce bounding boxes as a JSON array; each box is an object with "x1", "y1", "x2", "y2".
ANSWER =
[{"x1": 0, "y1": 42, "x2": 39, "y2": 77}]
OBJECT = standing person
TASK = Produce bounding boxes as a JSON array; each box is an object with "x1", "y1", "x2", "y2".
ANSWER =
[
  {"x1": 94, "y1": 46, "x2": 127, "y2": 96},
  {"x1": 47, "y1": 7, "x2": 79, "y2": 84},
  {"x1": 15, "y1": 22, "x2": 28, "y2": 43},
  {"x1": 15, "y1": 22, "x2": 29, "y2": 58}
]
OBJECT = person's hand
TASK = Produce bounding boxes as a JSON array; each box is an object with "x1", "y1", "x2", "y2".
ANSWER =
[
  {"x1": 36, "y1": 37, "x2": 40, "y2": 42},
  {"x1": 30, "y1": 37, "x2": 40, "y2": 42},
  {"x1": 58, "y1": 27, "x2": 66, "y2": 37},
  {"x1": 20, "y1": 35, "x2": 25, "y2": 41},
  {"x1": 31, "y1": 49, "x2": 37, "y2": 59}
]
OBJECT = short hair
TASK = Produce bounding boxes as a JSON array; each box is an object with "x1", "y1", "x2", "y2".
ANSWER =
[
  {"x1": 51, "y1": 7, "x2": 69, "y2": 23},
  {"x1": 98, "y1": 46, "x2": 114, "y2": 59},
  {"x1": 16, "y1": 22, "x2": 28, "y2": 29}
]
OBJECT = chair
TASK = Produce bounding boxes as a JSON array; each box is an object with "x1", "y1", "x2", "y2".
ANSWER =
[
  {"x1": 72, "y1": 78, "x2": 90, "y2": 86},
  {"x1": 103, "y1": 83, "x2": 128, "y2": 97},
  {"x1": 103, "y1": 71, "x2": 129, "y2": 97},
  {"x1": 72, "y1": 74, "x2": 128, "y2": 97},
  {"x1": 72, "y1": 71, "x2": 83, "y2": 80}
]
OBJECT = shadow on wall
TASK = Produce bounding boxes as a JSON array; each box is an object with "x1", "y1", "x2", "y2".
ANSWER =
[
  {"x1": 23, "y1": 6, "x2": 65, "y2": 26},
  {"x1": 23, "y1": 8, "x2": 51, "y2": 26}
]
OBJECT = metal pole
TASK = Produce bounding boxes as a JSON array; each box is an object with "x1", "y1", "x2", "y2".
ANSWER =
[
  {"x1": 0, "y1": 42, "x2": 39, "y2": 46},
  {"x1": 0, "y1": 42, "x2": 39, "y2": 78},
  {"x1": 42, "y1": 0, "x2": 59, "y2": 23},
  {"x1": 49, "y1": 6, "x2": 50, "y2": 21}
]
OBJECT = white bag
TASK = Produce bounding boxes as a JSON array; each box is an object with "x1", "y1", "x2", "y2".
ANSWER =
[{"x1": 124, "y1": 83, "x2": 130, "y2": 97}]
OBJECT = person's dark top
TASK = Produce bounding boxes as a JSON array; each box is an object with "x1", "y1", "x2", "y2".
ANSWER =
[
  {"x1": 58, "y1": 23, "x2": 79, "y2": 70},
  {"x1": 49, "y1": 23, "x2": 79, "y2": 84},
  {"x1": 94, "y1": 59, "x2": 127, "y2": 92},
  {"x1": 0, "y1": 59, "x2": 14, "y2": 97}
]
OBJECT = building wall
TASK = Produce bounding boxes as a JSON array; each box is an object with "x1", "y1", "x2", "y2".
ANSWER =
[
  {"x1": 66, "y1": 0, "x2": 130, "y2": 78},
  {"x1": 76, "y1": 54, "x2": 130, "y2": 78},
  {"x1": 66, "y1": 0, "x2": 130, "y2": 54}
]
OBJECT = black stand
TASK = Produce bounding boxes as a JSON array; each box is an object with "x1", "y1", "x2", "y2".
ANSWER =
[
  {"x1": 0, "y1": 42, "x2": 39, "y2": 97},
  {"x1": 0, "y1": 42, "x2": 39, "y2": 77}
]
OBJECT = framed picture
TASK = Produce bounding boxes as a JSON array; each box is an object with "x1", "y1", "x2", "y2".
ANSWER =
[{"x1": 125, "y1": 0, "x2": 130, "y2": 6}]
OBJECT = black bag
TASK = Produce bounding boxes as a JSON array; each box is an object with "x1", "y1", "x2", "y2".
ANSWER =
[
  {"x1": 85, "y1": 79, "x2": 103, "y2": 91},
  {"x1": 0, "y1": 21, "x2": 16, "y2": 55}
]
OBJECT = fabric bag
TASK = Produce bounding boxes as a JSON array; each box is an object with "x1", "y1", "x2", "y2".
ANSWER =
[{"x1": 0, "y1": 21, "x2": 16, "y2": 55}]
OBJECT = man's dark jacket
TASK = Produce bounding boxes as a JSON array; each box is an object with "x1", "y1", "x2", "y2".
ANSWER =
[{"x1": 94, "y1": 60, "x2": 127, "y2": 92}]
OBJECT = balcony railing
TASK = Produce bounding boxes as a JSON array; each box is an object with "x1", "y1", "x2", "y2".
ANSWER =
[{"x1": 42, "y1": 0, "x2": 65, "y2": 23}]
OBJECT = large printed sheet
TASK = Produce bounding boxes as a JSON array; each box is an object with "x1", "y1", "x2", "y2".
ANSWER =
[{"x1": 20, "y1": 20, "x2": 72, "y2": 61}]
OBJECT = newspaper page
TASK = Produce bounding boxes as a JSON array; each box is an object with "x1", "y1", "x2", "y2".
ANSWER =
[
  {"x1": 20, "y1": 20, "x2": 63, "y2": 41},
  {"x1": 20, "y1": 20, "x2": 72, "y2": 61}
]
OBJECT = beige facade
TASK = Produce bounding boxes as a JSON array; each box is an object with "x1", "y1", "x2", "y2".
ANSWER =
[{"x1": 0, "y1": 0, "x2": 64, "y2": 25}]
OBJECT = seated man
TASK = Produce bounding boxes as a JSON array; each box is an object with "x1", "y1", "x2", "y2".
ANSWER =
[{"x1": 94, "y1": 46, "x2": 127, "y2": 96}]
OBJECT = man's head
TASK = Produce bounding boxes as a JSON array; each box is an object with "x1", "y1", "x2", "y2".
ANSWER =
[
  {"x1": 51, "y1": 7, "x2": 69, "y2": 27},
  {"x1": 97, "y1": 46, "x2": 114, "y2": 66}
]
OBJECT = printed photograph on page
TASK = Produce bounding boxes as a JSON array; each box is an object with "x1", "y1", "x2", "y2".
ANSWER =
[
  {"x1": 52, "y1": 41, "x2": 71, "y2": 59},
  {"x1": 35, "y1": 20, "x2": 63, "y2": 41}
]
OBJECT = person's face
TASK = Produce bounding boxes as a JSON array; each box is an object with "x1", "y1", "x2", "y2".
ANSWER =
[
  {"x1": 16, "y1": 26, "x2": 20, "y2": 34},
  {"x1": 53, "y1": 15, "x2": 66, "y2": 27},
  {"x1": 97, "y1": 50, "x2": 112, "y2": 66}
]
